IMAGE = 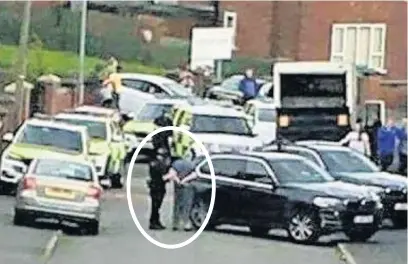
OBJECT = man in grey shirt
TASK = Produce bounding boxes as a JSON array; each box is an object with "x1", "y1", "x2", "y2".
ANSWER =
[{"x1": 163, "y1": 158, "x2": 197, "y2": 231}]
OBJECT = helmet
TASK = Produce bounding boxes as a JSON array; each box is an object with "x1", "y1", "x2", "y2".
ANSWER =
[{"x1": 157, "y1": 148, "x2": 169, "y2": 155}]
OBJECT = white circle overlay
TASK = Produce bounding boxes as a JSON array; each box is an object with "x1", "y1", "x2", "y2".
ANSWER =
[{"x1": 126, "y1": 126, "x2": 216, "y2": 250}]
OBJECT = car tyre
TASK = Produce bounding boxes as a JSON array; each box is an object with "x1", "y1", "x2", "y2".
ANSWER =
[
  {"x1": 249, "y1": 226, "x2": 270, "y2": 237},
  {"x1": 392, "y1": 214, "x2": 407, "y2": 229},
  {"x1": 287, "y1": 208, "x2": 320, "y2": 244},
  {"x1": 345, "y1": 228, "x2": 377, "y2": 242},
  {"x1": 190, "y1": 199, "x2": 215, "y2": 230},
  {"x1": 13, "y1": 210, "x2": 28, "y2": 226},
  {"x1": 87, "y1": 220, "x2": 100, "y2": 236}
]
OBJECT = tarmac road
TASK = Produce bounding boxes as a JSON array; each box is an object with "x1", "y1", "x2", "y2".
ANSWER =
[{"x1": 0, "y1": 163, "x2": 406, "y2": 264}]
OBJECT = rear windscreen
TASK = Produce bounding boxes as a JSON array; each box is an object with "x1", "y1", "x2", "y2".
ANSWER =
[{"x1": 280, "y1": 74, "x2": 346, "y2": 108}]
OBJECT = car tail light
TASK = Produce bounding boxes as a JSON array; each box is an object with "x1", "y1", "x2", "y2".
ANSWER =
[
  {"x1": 87, "y1": 186, "x2": 102, "y2": 199},
  {"x1": 22, "y1": 176, "x2": 36, "y2": 190},
  {"x1": 337, "y1": 114, "x2": 349, "y2": 126},
  {"x1": 279, "y1": 115, "x2": 290, "y2": 127}
]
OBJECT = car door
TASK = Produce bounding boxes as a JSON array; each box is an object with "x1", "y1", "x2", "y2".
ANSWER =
[
  {"x1": 238, "y1": 158, "x2": 285, "y2": 226},
  {"x1": 196, "y1": 157, "x2": 247, "y2": 221}
]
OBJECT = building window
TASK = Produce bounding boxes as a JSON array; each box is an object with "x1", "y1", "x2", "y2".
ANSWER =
[
  {"x1": 330, "y1": 23, "x2": 386, "y2": 70},
  {"x1": 223, "y1": 11, "x2": 237, "y2": 49}
]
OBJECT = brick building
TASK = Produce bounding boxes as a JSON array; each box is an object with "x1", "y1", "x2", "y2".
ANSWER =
[{"x1": 218, "y1": 1, "x2": 407, "y2": 82}]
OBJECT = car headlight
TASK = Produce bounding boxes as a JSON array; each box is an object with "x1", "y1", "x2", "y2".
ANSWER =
[
  {"x1": 385, "y1": 187, "x2": 392, "y2": 194},
  {"x1": 313, "y1": 197, "x2": 342, "y2": 208}
]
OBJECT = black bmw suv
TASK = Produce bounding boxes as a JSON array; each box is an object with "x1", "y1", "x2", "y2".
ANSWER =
[
  {"x1": 258, "y1": 140, "x2": 408, "y2": 229},
  {"x1": 189, "y1": 151, "x2": 384, "y2": 243}
]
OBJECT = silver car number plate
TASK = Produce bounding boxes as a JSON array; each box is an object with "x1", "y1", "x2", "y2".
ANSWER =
[{"x1": 353, "y1": 215, "x2": 374, "y2": 224}]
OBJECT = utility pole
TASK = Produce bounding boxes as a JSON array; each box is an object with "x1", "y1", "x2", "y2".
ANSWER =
[
  {"x1": 78, "y1": 0, "x2": 87, "y2": 105},
  {"x1": 15, "y1": 0, "x2": 32, "y2": 124}
]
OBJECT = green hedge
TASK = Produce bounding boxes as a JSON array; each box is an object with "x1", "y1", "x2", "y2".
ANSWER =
[
  {"x1": 0, "y1": 4, "x2": 271, "y2": 77},
  {"x1": 0, "y1": 45, "x2": 164, "y2": 81}
]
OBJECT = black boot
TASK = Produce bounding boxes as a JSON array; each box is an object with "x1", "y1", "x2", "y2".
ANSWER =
[{"x1": 149, "y1": 222, "x2": 165, "y2": 230}]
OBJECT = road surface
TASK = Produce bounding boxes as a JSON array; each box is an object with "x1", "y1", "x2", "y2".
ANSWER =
[{"x1": 0, "y1": 162, "x2": 405, "y2": 264}]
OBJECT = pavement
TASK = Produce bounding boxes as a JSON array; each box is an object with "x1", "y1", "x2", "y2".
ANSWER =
[{"x1": 0, "y1": 161, "x2": 406, "y2": 264}]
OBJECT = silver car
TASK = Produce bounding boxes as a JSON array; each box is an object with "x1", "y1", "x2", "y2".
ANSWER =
[{"x1": 13, "y1": 158, "x2": 103, "y2": 235}]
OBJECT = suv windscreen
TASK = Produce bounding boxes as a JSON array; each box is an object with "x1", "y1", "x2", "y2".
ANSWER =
[
  {"x1": 191, "y1": 115, "x2": 252, "y2": 136},
  {"x1": 268, "y1": 158, "x2": 334, "y2": 184},
  {"x1": 33, "y1": 159, "x2": 92, "y2": 181},
  {"x1": 258, "y1": 108, "x2": 276, "y2": 122},
  {"x1": 318, "y1": 150, "x2": 379, "y2": 173},
  {"x1": 55, "y1": 119, "x2": 107, "y2": 140},
  {"x1": 16, "y1": 125, "x2": 83, "y2": 152},
  {"x1": 137, "y1": 103, "x2": 173, "y2": 121}
]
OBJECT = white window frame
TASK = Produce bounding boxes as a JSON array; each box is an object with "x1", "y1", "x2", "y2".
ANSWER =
[
  {"x1": 330, "y1": 23, "x2": 387, "y2": 71},
  {"x1": 223, "y1": 11, "x2": 237, "y2": 50}
]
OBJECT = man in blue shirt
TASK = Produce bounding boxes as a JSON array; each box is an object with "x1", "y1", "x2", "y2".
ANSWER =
[
  {"x1": 396, "y1": 118, "x2": 407, "y2": 175},
  {"x1": 377, "y1": 118, "x2": 398, "y2": 171},
  {"x1": 238, "y1": 68, "x2": 259, "y2": 105}
]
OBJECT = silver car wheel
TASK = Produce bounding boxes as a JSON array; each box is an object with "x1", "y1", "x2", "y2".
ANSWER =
[
  {"x1": 288, "y1": 214, "x2": 315, "y2": 241},
  {"x1": 190, "y1": 201, "x2": 206, "y2": 228}
]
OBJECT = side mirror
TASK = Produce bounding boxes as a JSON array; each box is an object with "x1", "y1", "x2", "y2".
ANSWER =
[{"x1": 2, "y1": 132, "x2": 13, "y2": 142}]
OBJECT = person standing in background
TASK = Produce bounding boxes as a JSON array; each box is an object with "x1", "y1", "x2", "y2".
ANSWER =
[
  {"x1": 339, "y1": 118, "x2": 371, "y2": 157},
  {"x1": 396, "y1": 118, "x2": 407, "y2": 175},
  {"x1": 239, "y1": 68, "x2": 259, "y2": 105},
  {"x1": 377, "y1": 118, "x2": 398, "y2": 171},
  {"x1": 103, "y1": 65, "x2": 123, "y2": 109}
]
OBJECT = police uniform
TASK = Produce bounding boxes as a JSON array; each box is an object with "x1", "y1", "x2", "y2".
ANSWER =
[
  {"x1": 152, "y1": 111, "x2": 173, "y2": 153},
  {"x1": 148, "y1": 148, "x2": 171, "y2": 230},
  {"x1": 170, "y1": 106, "x2": 195, "y2": 162}
]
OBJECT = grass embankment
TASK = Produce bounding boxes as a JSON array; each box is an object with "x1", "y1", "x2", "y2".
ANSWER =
[{"x1": 0, "y1": 45, "x2": 164, "y2": 79}]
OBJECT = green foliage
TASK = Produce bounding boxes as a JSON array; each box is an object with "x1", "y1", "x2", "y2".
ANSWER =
[
  {"x1": 0, "y1": 5, "x2": 270, "y2": 77},
  {"x1": 0, "y1": 45, "x2": 164, "y2": 82}
]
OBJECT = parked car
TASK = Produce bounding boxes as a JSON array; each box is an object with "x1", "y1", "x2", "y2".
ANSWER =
[
  {"x1": 190, "y1": 151, "x2": 383, "y2": 243},
  {"x1": 258, "y1": 140, "x2": 408, "y2": 229},
  {"x1": 0, "y1": 117, "x2": 90, "y2": 194},
  {"x1": 14, "y1": 158, "x2": 103, "y2": 235},
  {"x1": 54, "y1": 112, "x2": 126, "y2": 189},
  {"x1": 206, "y1": 75, "x2": 266, "y2": 104}
]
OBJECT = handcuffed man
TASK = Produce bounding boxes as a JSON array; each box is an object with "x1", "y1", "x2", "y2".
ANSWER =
[{"x1": 162, "y1": 158, "x2": 197, "y2": 231}]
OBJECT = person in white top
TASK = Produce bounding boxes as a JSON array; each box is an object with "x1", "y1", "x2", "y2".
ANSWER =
[{"x1": 339, "y1": 119, "x2": 371, "y2": 157}]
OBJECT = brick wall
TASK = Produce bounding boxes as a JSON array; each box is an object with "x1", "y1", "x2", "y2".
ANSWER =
[
  {"x1": 360, "y1": 76, "x2": 407, "y2": 111},
  {"x1": 220, "y1": 1, "x2": 273, "y2": 58},
  {"x1": 223, "y1": 1, "x2": 407, "y2": 80}
]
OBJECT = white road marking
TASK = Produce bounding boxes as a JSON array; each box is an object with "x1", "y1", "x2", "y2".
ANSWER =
[
  {"x1": 42, "y1": 229, "x2": 62, "y2": 262},
  {"x1": 337, "y1": 243, "x2": 358, "y2": 264}
]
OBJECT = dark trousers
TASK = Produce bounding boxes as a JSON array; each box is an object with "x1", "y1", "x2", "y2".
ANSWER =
[
  {"x1": 112, "y1": 91, "x2": 120, "y2": 110},
  {"x1": 149, "y1": 187, "x2": 166, "y2": 225},
  {"x1": 380, "y1": 154, "x2": 394, "y2": 171},
  {"x1": 398, "y1": 153, "x2": 407, "y2": 176}
]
